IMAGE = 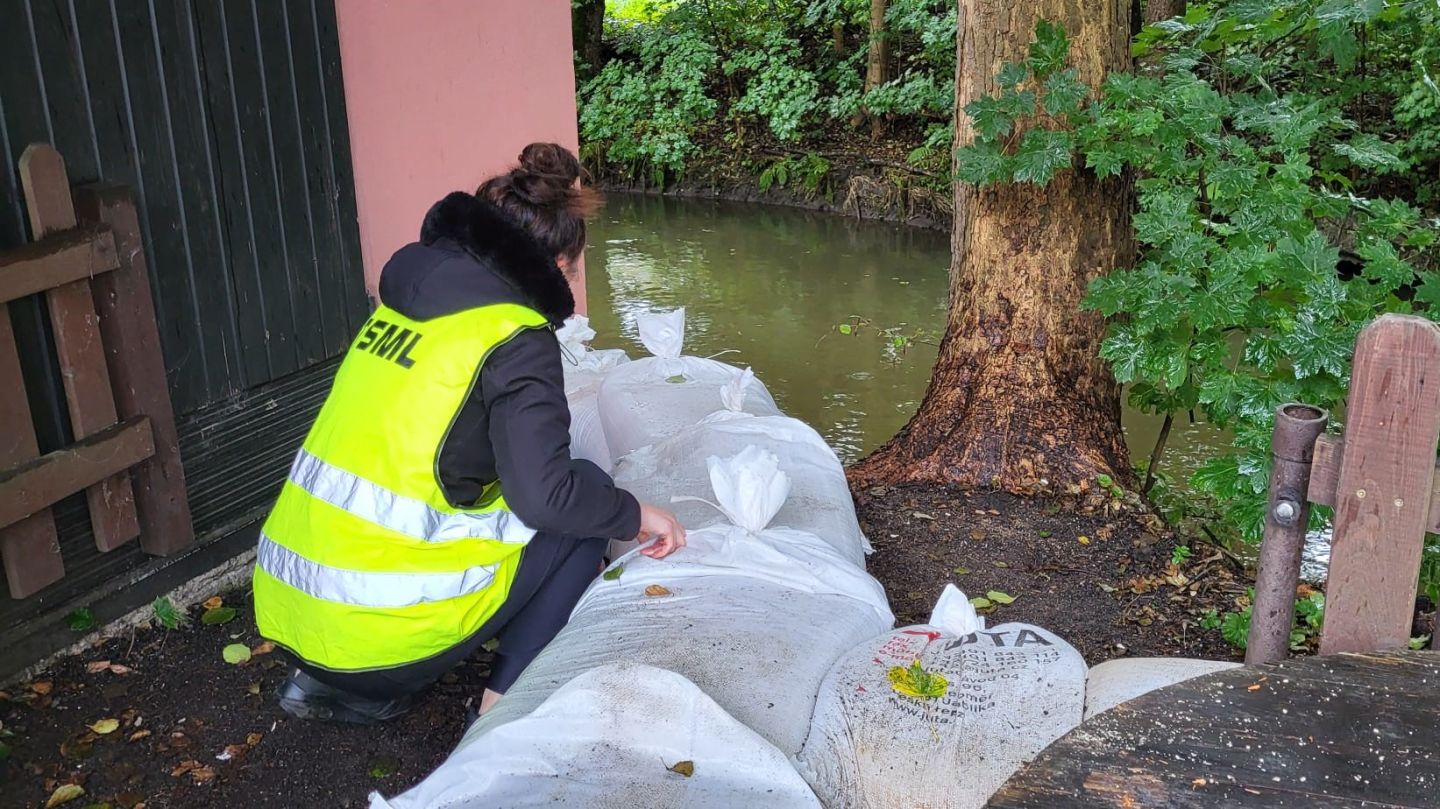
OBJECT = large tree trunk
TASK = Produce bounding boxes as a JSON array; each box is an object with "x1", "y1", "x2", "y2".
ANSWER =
[
  {"x1": 572, "y1": 0, "x2": 606, "y2": 80},
  {"x1": 850, "y1": 0, "x2": 1134, "y2": 494},
  {"x1": 1143, "y1": 0, "x2": 1185, "y2": 25}
]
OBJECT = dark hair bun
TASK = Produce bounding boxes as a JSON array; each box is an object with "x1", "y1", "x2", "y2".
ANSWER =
[
  {"x1": 518, "y1": 143, "x2": 582, "y2": 184},
  {"x1": 512, "y1": 143, "x2": 586, "y2": 207},
  {"x1": 476, "y1": 143, "x2": 602, "y2": 262}
]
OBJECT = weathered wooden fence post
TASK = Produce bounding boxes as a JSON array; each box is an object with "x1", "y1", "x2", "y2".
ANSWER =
[
  {"x1": 1248, "y1": 403, "x2": 1328, "y2": 664},
  {"x1": 1319, "y1": 315, "x2": 1440, "y2": 655}
]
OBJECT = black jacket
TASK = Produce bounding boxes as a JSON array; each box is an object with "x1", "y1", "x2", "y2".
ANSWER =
[{"x1": 377, "y1": 192, "x2": 640, "y2": 541}]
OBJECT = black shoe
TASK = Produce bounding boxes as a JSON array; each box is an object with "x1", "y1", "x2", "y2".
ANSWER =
[{"x1": 276, "y1": 669, "x2": 413, "y2": 724}]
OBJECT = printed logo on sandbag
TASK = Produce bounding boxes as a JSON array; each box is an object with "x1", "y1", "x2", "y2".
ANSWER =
[
  {"x1": 943, "y1": 629, "x2": 1054, "y2": 650},
  {"x1": 354, "y1": 317, "x2": 423, "y2": 369}
]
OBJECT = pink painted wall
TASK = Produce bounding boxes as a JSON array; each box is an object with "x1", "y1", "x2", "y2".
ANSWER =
[{"x1": 335, "y1": 0, "x2": 586, "y2": 312}]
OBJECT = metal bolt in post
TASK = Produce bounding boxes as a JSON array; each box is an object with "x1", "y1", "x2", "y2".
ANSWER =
[{"x1": 1246, "y1": 403, "x2": 1329, "y2": 665}]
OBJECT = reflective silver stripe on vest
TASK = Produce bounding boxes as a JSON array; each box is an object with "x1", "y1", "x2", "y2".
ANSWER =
[
  {"x1": 288, "y1": 449, "x2": 535, "y2": 545},
  {"x1": 257, "y1": 534, "x2": 498, "y2": 608}
]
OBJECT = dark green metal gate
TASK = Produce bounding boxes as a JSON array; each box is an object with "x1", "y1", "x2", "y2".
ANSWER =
[{"x1": 0, "y1": 0, "x2": 369, "y2": 666}]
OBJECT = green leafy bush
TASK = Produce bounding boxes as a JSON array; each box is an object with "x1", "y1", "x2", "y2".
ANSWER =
[
  {"x1": 956, "y1": 6, "x2": 1440, "y2": 545},
  {"x1": 579, "y1": 27, "x2": 719, "y2": 181}
]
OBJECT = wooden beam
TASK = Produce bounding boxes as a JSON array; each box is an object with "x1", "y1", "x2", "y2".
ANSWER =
[
  {"x1": 0, "y1": 307, "x2": 64, "y2": 598},
  {"x1": 0, "y1": 226, "x2": 119, "y2": 304},
  {"x1": 75, "y1": 184, "x2": 196, "y2": 556},
  {"x1": 1319, "y1": 315, "x2": 1440, "y2": 655},
  {"x1": 0, "y1": 417, "x2": 155, "y2": 530},
  {"x1": 20, "y1": 144, "x2": 141, "y2": 551},
  {"x1": 1308, "y1": 434, "x2": 1440, "y2": 534}
]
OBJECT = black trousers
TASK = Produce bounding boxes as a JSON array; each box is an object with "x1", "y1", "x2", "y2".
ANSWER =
[{"x1": 294, "y1": 532, "x2": 607, "y2": 700}]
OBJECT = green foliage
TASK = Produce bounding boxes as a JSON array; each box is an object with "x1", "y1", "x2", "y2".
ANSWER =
[
  {"x1": 150, "y1": 597, "x2": 186, "y2": 631},
  {"x1": 579, "y1": 25, "x2": 719, "y2": 180},
  {"x1": 201, "y1": 606, "x2": 237, "y2": 626},
  {"x1": 1220, "y1": 607, "x2": 1251, "y2": 649},
  {"x1": 888, "y1": 659, "x2": 949, "y2": 698},
  {"x1": 957, "y1": 7, "x2": 1440, "y2": 547},
  {"x1": 65, "y1": 608, "x2": 96, "y2": 632},
  {"x1": 1170, "y1": 545, "x2": 1192, "y2": 566},
  {"x1": 580, "y1": 0, "x2": 959, "y2": 183},
  {"x1": 758, "y1": 152, "x2": 832, "y2": 194},
  {"x1": 1420, "y1": 543, "x2": 1440, "y2": 605},
  {"x1": 1204, "y1": 589, "x2": 1323, "y2": 651}
]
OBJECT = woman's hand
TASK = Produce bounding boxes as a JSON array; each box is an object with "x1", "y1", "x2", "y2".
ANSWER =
[{"x1": 636, "y1": 504, "x2": 686, "y2": 559}]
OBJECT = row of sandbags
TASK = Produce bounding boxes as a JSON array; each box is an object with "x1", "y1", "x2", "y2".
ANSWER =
[
  {"x1": 373, "y1": 310, "x2": 1238, "y2": 809},
  {"x1": 375, "y1": 310, "x2": 893, "y2": 808}
]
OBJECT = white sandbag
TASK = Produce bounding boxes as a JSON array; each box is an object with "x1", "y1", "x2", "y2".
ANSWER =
[
  {"x1": 597, "y1": 308, "x2": 780, "y2": 457},
  {"x1": 796, "y1": 585, "x2": 1086, "y2": 809},
  {"x1": 470, "y1": 448, "x2": 893, "y2": 758},
  {"x1": 557, "y1": 316, "x2": 629, "y2": 471},
  {"x1": 610, "y1": 400, "x2": 870, "y2": 564},
  {"x1": 557, "y1": 314, "x2": 630, "y2": 393},
  {"x1": 371, "y1": 663, "x2": 822, "y2": 809},
  {"x1": 566, "y1": 385, "x2": 613, "y2": 471},
  {"x1": 1083, "y1": 657, "x2": 1241, "y2": 719}
]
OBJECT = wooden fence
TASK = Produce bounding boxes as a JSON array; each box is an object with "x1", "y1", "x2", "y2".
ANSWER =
[
  {"x1": 0, "y1": 144, "x2": 192, "y2": 599},
  {"x1": 1250, "y1": 313, "x2": 1440, "y2": 661}
]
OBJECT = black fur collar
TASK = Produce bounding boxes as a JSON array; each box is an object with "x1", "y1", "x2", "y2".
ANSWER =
[{"x1": 419, "y1": 192, "x2": 575, "y2": 325}]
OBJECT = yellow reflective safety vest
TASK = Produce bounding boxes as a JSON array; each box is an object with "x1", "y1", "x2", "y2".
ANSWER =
[{"x1": 254, "y1": 302, "x2": 550, "y2": 672}]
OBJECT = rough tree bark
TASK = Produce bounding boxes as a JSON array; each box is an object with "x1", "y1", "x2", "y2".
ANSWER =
[
  {"x1": 572, "y1": 0, "x2": 606, "y2": 80},
  {"x1": 850, "y1": 0, "x2": 1134, "y2": 494},
  {"x1": 1143, "y1": 0, "x2": 1185, "y2": 25}
]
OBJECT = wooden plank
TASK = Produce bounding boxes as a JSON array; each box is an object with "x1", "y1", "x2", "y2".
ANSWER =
[
  {"x1": 311, "y1": 0, "x2": 373, "y2": 332},
  {"x1": 19, "y1": 144, "x2": 140, "y2": 551},
  {"x1": 74, "y1": 184, "x2": 196, "y2": 556},
  {"x1": 0, "y1": 417, "x2": 155, "y2": 530},
  {"x1": 110, "y1": 1, "x2": 213, "y2": 411},
  {"x1": 255, "y1": 0, "x2": 328, "y2": 367},
  {"x1": 989, "y1": 651, "x2": 1440, "y2": 808},
  {"x1": 1309, "y1": 433, "x2": 1440, "y2": 534},
  {"x1": 0, "y1": 227, "x2": 119, "y2": 304},
  {"x1": 1320, "y1": 315, "x2": 1440, "y2": 655},
  {"x1": 190, "y1": 0, "x2": 273, "y2": 390},
  {"x1": 283, "y1": 0, "x2": 351, "y2": 357},
  {"x1": 0, "y1": 306, "x2": 65, "y2": 598},
  {"x1": 218, "y1": 0, "x2": 302, "y2": 382}
]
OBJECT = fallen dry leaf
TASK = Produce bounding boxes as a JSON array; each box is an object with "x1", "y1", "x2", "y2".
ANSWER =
[
  {"x1": 1192, "y1": 778, "x2": 1208, "y2": 788},
  {"x1": 246, "y1": 732, "x2": 263, "y2": 746},
  {"x1": 128, "y1": 729, "x2": 151, "y2": 743},
  {"x1": 246, "y1": 683, "x2": 261, "y2": 696},
  {"x1": 216, "y1": 744, "x2": 247, "y2": 761},
  {"x1": 1078, "y1": 535, "x2": 1091, "y2": 545},
  {"x1": 172, "y1": 759, "x2": 201, "y2": 777},
  {"x1": 89, "y1": 718, "x2": 120, "y2": 735},
  {"x1": 251, "y1": 641, "x2": 276, "y2": 656},
  {"x1": 109, "y1": 664, "x2": 132, "y2": 675},
  {"x1": 86, "y1": 660, "x2": 111, "y2": 674},
  {"x1": 202, "y1": 596, "x2": 223, "y2": 611},
  {"x1": 191, "y1": 765, "x2": 217, "y2": 784},
  {"x1": 666, "y1": 760, "x2": 695, "y2": 777},
  {"x1": 644, "y1": 584, "x2": 672, "y2": 597},
  {"x1": 969, "y1": 529, "x2": 987, "y2": 541},
  {"x1": 30, "y1": 681, "x2": 53, "y2": 696},
  {"x1": 44, "y1": 783, "x2": 85, "y2": 808}
]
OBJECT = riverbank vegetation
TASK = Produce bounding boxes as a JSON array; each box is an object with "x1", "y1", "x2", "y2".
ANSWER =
[{"x1": 574, "y1": 0, "x2": 1440, "y2": 650}]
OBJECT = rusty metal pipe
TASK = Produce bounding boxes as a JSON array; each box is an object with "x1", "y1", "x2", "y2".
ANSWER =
[{"x1": 1247, "y1": 403, "x2": 1329, "y2": 665}]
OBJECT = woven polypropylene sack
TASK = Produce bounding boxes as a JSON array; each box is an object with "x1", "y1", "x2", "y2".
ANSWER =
[{"x1": 796, "y1": 585, "x2": 1085, "y2": 809}]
